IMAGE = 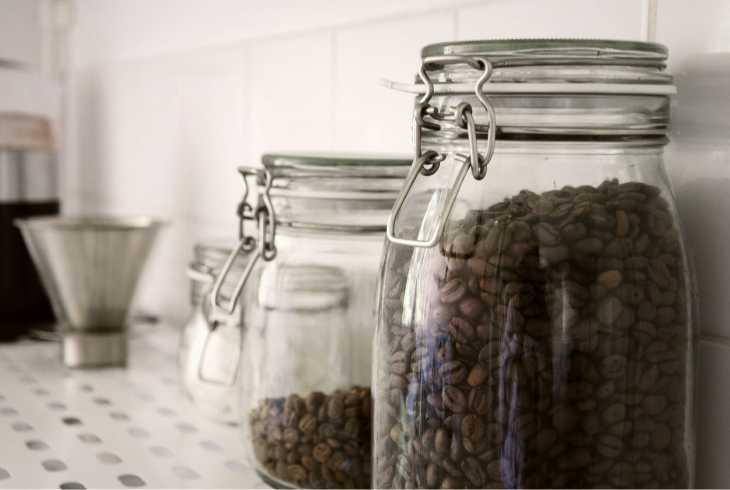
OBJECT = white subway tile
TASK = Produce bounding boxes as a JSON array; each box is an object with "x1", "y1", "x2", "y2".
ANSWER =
[
  {"x1": 656, "y1": 0, "x2": 730, "y2": 71},
  {"x1": 133, "y1": 217, "x2": 193, "y2": 325},
  {"x1": 656, "y1": 0, "x2": 730, "y2": 338},
  {"x1": 696, "y1": 340, "x2": 730, "y2": 488},
  {"x1": 73, "y1": 0, "x2": 464, "y2": 65},
  {"x1": 457, "y1": 0, "x2": 644, "y2": 41},
  {"x1": 334, "y1": 11, "x2": 455, "y2": 154},
  {"x1": 82, "y1": 59, "x2": 182, "y2": 218},
  {"x1": 177, "y1": 45, "x2": 249, "y2": 231},
  {"x1": 0, "y1": 0, "x2": 41, "y2": 67},
  {"x1": 249, "y1": 31, "x2": 334, "y2": 160}
]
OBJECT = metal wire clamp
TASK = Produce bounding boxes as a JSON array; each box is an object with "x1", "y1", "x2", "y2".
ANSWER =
[
  {"x1": 208, "y1": 166, "x2": 277, "y2": 320},
  {"x1": 387, "y1": 55, "x2": 498, "y2": 248}
]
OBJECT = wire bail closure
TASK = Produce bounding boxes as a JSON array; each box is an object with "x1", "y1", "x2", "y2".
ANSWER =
[
  {"x1": 387, "y1": 55, "x2": 497, "y2": 248},
  {"x1": 208, "y1": 166, "x2": 277, "y2": 321}
]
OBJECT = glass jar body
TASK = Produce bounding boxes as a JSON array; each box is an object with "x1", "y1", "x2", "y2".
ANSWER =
[
  {"x1": 241, "y1": 227, "x2": 380, "y2": 489},
  {"x1": 374, "y1": 142, "x2": 694, "y2": 489}
]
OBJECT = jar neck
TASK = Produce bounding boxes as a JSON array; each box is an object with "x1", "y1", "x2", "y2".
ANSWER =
[
  {"x1": 423, "y1": 136, "x2": 669, "y2": 155},
  {"x1": 267, "y1": 190, "x2": 397, "y2": 232}
]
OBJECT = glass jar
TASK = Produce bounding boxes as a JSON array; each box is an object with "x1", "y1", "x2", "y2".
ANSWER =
[
  {"x1": 179, "y1": 239, "x2": 248, "y2": 423},
  {"x1": 374, "y1": 40, "x2": 694, "y2": 489},
  {"x1": 207, "y1": 153, "x2": 410, "y2": 488}
]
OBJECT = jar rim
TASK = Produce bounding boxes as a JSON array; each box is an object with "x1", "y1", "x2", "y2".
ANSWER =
[
  {"x1": 262, "y1": 152, "x2": 411, "y2": 178},
  {"x1": 422, "y1": 39, "x2": 668, "y2": 64},
  {"x1": 248, "y1": 153, "x2": 411, "y2": 231}
]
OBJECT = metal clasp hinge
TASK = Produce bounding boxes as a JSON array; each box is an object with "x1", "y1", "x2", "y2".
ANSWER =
[
  {"x1": 208, "y1": 166, "x2": 277, "y2": 320},
  {"x1": 387, "y1": 55, "x2": 498, "y2": 248}
]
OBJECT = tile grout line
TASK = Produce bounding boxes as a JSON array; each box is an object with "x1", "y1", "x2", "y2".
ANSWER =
[
  {"x1": 641, "y1": 0, "x2": 658, "y2": 42},
  {"x1": 452, "y1": 7, "x2": 460, "y2": 40},
  {"x1": 75, "y1": 3, "x2": 478, "y2": 69},
  {"x1": 330, "y1": 28, "x2": 338, "y2": 150}
]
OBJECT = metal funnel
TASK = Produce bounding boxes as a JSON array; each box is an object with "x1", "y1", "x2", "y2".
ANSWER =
[{"x1": 15, "y1": 216, "x2": 165, "y2": 367}]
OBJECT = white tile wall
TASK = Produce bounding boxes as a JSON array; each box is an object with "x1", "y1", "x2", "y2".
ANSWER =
[
  {"x1": 456, "y1": 0, "x2": 646, "y2": 40},
  {"x1": 334, "y1": 11, "x2": 455, "y2": 154},
  {"x1": 696, "y1": 340, "x2": 730, "y2": 488},
  {"x1": 249, "y1": 31, "x2": 334, "y2": 159},
  {"x1": 71, "y1": 0, "x2": 467, "y2": 66},
  {"x1": 0, "y1": 0, "x2": 42, "y2": 68},
  {"x1": 59, "y1": 0, "x2": 730, "y2": 485}
]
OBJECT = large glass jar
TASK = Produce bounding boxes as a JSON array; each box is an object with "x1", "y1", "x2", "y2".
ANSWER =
[
  {"x1": 208, "y1": 154, "x2": 410, "y2": 489},
  {"x1": 374, "y1": 40, "x2": 695, "y2": 489}
]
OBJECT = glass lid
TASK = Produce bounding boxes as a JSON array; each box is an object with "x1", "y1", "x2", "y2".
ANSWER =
[
  {"x1": 422, "y1": 39, "x2": 668, "y2": 65},
  {"x1": 387, "y1": 38, "x2": 678, "y2": 138},
  {"x1": 260, "y1": 152, "x2": 410, "y2": 199},
  {"x1": 253, "y1": 152, "x2": 411, "y2": 231}
]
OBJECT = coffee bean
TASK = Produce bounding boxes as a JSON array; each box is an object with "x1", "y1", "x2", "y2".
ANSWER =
[
  {"x1": 448, "y1": 318, "x2": 475, "y2": 344},
  {"x1": 466, "y1": 364, "x2": 488, "y2": 386},
  {"x1": 440, "y1": 278, "x2": 467, "y2": 304},
  {"x1": 458, "y1": 297, "x2": 483, "y2": 319},
  {"x1": 539, "y1": 245, "x2": 569, "y2": 266},
  {"x1": 439, "y1": 361, "x2": 468, "y2": 385},
  {"x1": 642, "y1": 395, "x2": 668, "y2": 415},
  {"x1": 426, "y1": 463, "x2": 440, "y2": 487},
  {"x1": 597, "y1": 270, "x2": 623, "y2": 289},
  {"x1": 602, "y1": 403, "x2": 627, "y2": 424},
  {"x1": 562, "y1": 222, "x2": 587, "y2": 241},
  {"x1": 536, "y1": 222, "x2": 561, "y2": 246},
  {"x1": 553, "y1": 405, "x2": 578, "y2": 433},
  {"x1": 615, "y1": 210, "x2": 630, "y2": 237},
  {"x1": 467, "y1": 388, "x2": 490, "y2": 415},
  {"x1": 461, "y1": 457, "x2": 485, "y2": 486},
  {"x1": 375, "y1": 180, "x2": 690, "y2": 489},
  {"x1": 574, "y1": 237, "x2": 603, "y2": 255},
  {"x1": 442, "y1": 386, "x2": 466, "y2": 413},
  {"x1": 475, "y1": 226, "x2": 500, "y2": 256},
  {"x1": 250, "y1": 387, "x2": 371, "y2": 488},
  {"x1": 597, "y1": 296, "x2": 624, "y2": 325},
  {"x1": 434, "y1": 428, "x2": 449, "y2": 454},
  {"x1": 652, "y1": 423, "x2": 672, "y2": 450},
  {"x1": 597, "y1": 433, "x2": 623, "y2": 458}
]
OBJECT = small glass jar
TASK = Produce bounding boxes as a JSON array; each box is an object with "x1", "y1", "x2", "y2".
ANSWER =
[
  {"x1": 375, "y1": 40, "x2": 695, "y2": 489},
  {"x1": 179, "y1": 240, "x2": 248, "y2": 423},
  {"x1": 207, "y1": 154, "x2": 410, "y2": 488}
]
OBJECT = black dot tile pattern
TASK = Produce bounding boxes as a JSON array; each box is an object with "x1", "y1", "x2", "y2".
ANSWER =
[
  {"x1": 97, "y1": 452, "x2": 122, "y2": 465},
  {"x1": 26, "y1": 439, "x2": 49, "y2": 450},
  {"x1": 77, "y1": 433, "x2": 101, "y2": 444},
  {"x1": 59, "y1": 481, "x2": 85, "y2": 489},
  {"x1": 11, "y1": 421, "x2": 33, "y2": 432},
  {"x1": 0, "y1": 327, "x2": 258, "y2": 487},
  {"x1": 109, "y1": 411, "x2": 130, "y2": 421},
  {"x1": 118, "y1": 474, "x2": 146, "y2": 487},
  {"x1": 41, "y1": 460, "x2": 67, "y2": 472},
  {"x1": 149, "y1": 446, "x2": 173, "y2": 458},
  {"x1": 172, "y1": 466, "x2": 200, "y2": 480}
]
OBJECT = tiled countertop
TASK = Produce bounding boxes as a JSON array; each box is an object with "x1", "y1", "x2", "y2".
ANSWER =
[{"x1": 0, "y1": 324, "x2": 264, "y2": 489}]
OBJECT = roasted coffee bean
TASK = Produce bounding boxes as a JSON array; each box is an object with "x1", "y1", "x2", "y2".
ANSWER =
[
  {"x1": 375, "y1": 180, "x2": 689, "y2": 489},
  {"x1": 250, "y1": 387, "x2": 371, "y2": 488},
  {"x1": 434, "y1": 428, "x2": 450, "y2": 455},
  {"x1": 597, "y1": 270, "x2": 623, "y2": 289},
  {"x1": 439, "y1": 361, "x2": 468, "y2": 385},
  {"x1": 440, "y1": 278, "x2": 467, "y2": 304},
  {"x1": 535, "y1": 222, "x2": 561, "y2": 246},
  {"x1": 442, "y1": 386, "x2": 467, "y2": 413},
  {"x1": 553, "y1": 405, "x2": 579, "y2": 433}
]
